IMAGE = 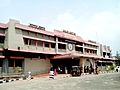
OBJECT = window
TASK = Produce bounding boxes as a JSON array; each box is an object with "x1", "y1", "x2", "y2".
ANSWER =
[
  {"x1": 58, "y1": 44, "x2": 66, "y2": 49},
  {"x1": 0, "y1": 29, "x2": 5, "y2": 34},
  {"x1": 0, "y1": 52, "x2": 3, "y2": 56},
  {"x1": 15, "y1": 60, "x2": 23, "y2": 67},
  {"x1": 45, "y1": 42, "x2": 49, "y2": 47},
  {"x1": 0, "y1": 36, "x2": 5, "y2": 43},
  {"x1": 29, "y1": 39, "x2": 36, "y2": 46},
  {"x1": 44, "y1": 35, "x2": 49, "y2": 40},
  {"x1": 50, "y1": 36, "x2": 55, "y2": 41},
  {"x1": 87, "y1": 50, "x2": 89, "y2": 53},
  {"x1": 38, "y1": 34, "x2": 43, "y2": 39},
  {"x1": 22, "y1": 30, "x2": 29, "y2": 36},
  {"x1": 9, "y1": 59, "x2": 23, "y2": 67},
  {"x1": 29, "y1": 32, "x2": 36, "y2": 37},
  {"x1": 0, "y1": 59, "x2": 3, "y2": 67},
  {"x1": 38, "y1": 41, "x2": 43, "y2": 47},
  {"x1": 23, "y1": 38, "x2": 29, "y2": 45},
  {"x1": 9, "y1": 59, "x2": 14, "y2": 67},
  {"x1": 103, "y1": 52, "x2": 106, "y2": 57},
  {"x1": 51, "y1": 43, "x2": 55, "y2": 48}
]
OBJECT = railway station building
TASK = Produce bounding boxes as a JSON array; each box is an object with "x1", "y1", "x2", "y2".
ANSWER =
[{"x1": 0, "y1": 19, "x2": 117, "y2": 75}]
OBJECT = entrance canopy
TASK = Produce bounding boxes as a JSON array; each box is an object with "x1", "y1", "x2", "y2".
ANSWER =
[{"x1": 51, "y1": 53, "x2": 103, "y2": 60}]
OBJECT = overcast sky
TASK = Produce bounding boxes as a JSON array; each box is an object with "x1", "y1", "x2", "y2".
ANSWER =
[{"x1": 0, "y1": 0, "x2": 120, "y2": 55}]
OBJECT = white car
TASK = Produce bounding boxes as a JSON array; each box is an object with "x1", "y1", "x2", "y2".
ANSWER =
[{"x1": 115, "y1": 66, "x2": 120, "y2": 72}]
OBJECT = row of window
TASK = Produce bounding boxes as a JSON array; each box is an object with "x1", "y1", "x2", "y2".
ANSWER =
[
  {"x1": 22, "y1": 30, "x2": 98, "y2": 49},
  {"x1": 85, "y1": 49, "x2": 97, "y2": 54},
  {"x1": 58, "y1": 38, "x2": 83, "y2": 46},
  {"x1": 84, "y1": 44, "x2": 97, "y2": 49},
  {"x1": 23, "y1": 38, "x2": 98, "y2": 54},
  {"x1": 22, "y1": 30, "x2": 55, "y2": 41},
  {"x1": 23, "y1": 38, "x2": 55, "y2": 48},
  {"x1": 103, "y1": 52, "x2": 110, "y2": 58},
  {"x1": 0, "y1": 59, "x2": 23, "y2": 67},
  {"x1": 75, "y1": 47, "x2": 83, "y2": 52}
]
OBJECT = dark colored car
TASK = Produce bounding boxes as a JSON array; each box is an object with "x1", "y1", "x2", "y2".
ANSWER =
[{"x1": 71, "y1": 66, "x2": 81, "y2": 76}]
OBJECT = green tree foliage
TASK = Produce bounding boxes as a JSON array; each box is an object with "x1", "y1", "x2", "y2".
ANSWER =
[{"x1": 116, "y1": 51, "x2": 120, "y2": 65}]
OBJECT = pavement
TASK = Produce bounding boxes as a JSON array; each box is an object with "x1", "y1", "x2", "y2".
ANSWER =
[{"x1": 0, "y1": 72, "x2": 120, "y2": 90}]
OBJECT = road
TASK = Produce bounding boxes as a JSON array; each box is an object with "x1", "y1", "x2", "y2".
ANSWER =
[{"x1": 0, "y1": 72, "x2": 120, "y2": 90}]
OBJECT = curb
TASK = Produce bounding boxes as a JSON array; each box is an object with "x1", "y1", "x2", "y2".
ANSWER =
[
  {"x1": 0, "y1": 78, "x2": 23, "y2": 84},
  {"x1": 0, "y1": 77, "x2": 33, "y2": 84}
]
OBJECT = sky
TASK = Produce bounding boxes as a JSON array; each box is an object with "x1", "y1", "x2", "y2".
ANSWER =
[{"x1": 0, "y1": 0, "x2": 120, "y2": 55}]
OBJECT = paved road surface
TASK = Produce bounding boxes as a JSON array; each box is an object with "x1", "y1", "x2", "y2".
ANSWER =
[{"x1": 0, "y1": 72, "x2": 120, "y2": 90}]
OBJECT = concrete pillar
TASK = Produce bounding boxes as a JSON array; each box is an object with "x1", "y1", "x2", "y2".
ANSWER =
[
  {"x1": 93, "y1": 59, "x2": 96, "y2": 73},
  {"x1": 2, "y1": 58, "x2": 9, "y2": 74},
  {"x1": 65, "y1": 67, "x2": 68, "y2": 74},
  {"x1": 83, "y1": 43, "x2": 85, "y2": 54},
  {"x1": 55, "y1": 37, "x2": 58, "y2": 53},
  {"x1": 22, "y1": 60, "x2": 24, "y2": 74},
  {"x1": 79, "y1": 57, "x2": 85, "y2": 73}
]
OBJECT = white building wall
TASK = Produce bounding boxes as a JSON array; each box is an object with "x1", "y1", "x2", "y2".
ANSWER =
[{"x1": 24, "y1": 58, "x2": 51, "y2": 75}]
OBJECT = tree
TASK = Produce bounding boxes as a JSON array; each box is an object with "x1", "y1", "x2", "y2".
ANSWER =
[{"x1": 116, "y1": 51, "x2": 120, "y2": 65}]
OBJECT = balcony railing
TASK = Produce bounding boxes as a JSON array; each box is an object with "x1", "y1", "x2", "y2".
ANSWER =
[
  {"x1": 75, "y1": 51, "x2": 83, "y2": 54},
  {"x1": 23, "y1": 45, "x2": 56, "y2": 52},
  {"x1": 84, "y1": 52, "x2": 97, "y2": 55},
  {"x1": 84, "y1": 46, "x2": 97, "y2": 50},
  {"x1": 58, "y1": 49, "x2": 66, "y2": 52}
]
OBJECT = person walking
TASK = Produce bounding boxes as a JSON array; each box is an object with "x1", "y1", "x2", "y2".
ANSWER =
[
  {"x1": 95, "y1": 65, "x2": 99, "y2": 75},
  {"x1": 86, "y1": 66, "x2": 89, "y2": 74},
  {"x1": 49, "y1": 66, "x2": 54, "y2": 79}
]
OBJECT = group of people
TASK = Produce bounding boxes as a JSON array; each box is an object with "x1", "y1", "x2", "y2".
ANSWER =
[
  {"x1": 49, "y1": 66, "x2": 62, "y2": 79},
  {"x1": 84, "y1": 65, "x2": 94, "y2": 74},
  {"x1": 49, "y1": 65, "x2": 100, "y2": 79},
  {"x1": 84, "y1": 65, "x2": 99, "y2": 75}
]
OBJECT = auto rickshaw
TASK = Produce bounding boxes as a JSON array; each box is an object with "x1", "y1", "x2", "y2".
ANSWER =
[{"x1": 71, "y1": 66, "x2": 81, "y2": 76}]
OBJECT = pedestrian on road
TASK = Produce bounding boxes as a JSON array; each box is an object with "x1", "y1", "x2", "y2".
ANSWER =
[
  {"x1": 95, "y1": 65, "x2": 99, "y2": 75},
  {"x1": 86, "y1": 66, "x2": 89, "y2": 74},
  {"x1": 49, "y1": 66, "x2": 54, "y2": 79}
]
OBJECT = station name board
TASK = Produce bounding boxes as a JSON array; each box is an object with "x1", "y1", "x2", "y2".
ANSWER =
[
  {"x1": 88, "y1": 40, "x2": 96, "y2": 44},
  {"x1": 28, "y1": 24, "x2": 45, "y2": 30},
  {"x1": 63, "y1": 30, "x2": 76, "y2": 35}
]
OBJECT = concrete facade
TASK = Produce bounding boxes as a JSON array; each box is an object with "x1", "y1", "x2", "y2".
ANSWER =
[
  {"x1": 0, "y1": 19, "x2": 117, "y2": 75},
  {"x1": 24, "y1": 58, "x2": 51, "y2": 75}
]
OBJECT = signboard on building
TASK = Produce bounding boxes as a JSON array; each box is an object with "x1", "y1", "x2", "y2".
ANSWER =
[
  {"x1": 28, "y1": 24, "x2": 45, "y2": 30},
  {"x1": 67, "y1": 43, "x2": 74, "y2": 51}
]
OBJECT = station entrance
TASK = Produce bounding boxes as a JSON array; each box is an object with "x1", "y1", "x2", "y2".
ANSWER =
[{"x1": 50, "y1": 59, "x2": 80, "y2": 74}]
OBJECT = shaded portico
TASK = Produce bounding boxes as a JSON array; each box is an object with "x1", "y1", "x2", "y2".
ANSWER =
[{"x1": 51, "y1": 53, "x2": 103, "y2": 74}]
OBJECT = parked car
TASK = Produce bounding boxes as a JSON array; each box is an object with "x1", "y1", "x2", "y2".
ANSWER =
[
  {"x1": 115, "y1": 66, "x2": 120, "y2": 72},
  {"x1": 71, "y1": 66, "x2": 81, "y2": 76}
]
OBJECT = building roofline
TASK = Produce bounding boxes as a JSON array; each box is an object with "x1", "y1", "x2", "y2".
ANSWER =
[
  {"x1": 0, "y1": 23, "x2": 8, "y2": 29},
  {"x1": 15, "y1": 23, "x2": 54, "y2": 36},
  {"x1": 8, "y1": 48, "x2": 56, "y2": 55},
  {"x1": 54, "y1": 29, "x2": 84, "y2": 43}
]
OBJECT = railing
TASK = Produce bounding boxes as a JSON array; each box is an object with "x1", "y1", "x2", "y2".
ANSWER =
[
  {"x1": 58, "y1": 49, "x2": 66, "y2": 52},
  {"x1": 84, "y1": 46, "x2": 97, "y2": 50},
  {"x1": 50, "y1": 48, "x2": 55, "y2": 52},
  {"x1": 84, "y1": 52, "x2": 97, "y2": 55},
  {"x1": 9, "y1": 67, "x2": 22, "y2": 74},
  {"x1": 23, "y1": 45, "x2": 56, "y2": 52},
  {"x1": 75, "y1": 51, "x2": 83, "y2": 54},
  {"x1": 44, "y1": 47, "x2": 50, "y2": 51},
  {"x1": 44, "y1": 47, "x2": 56, "y2": 52}
]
